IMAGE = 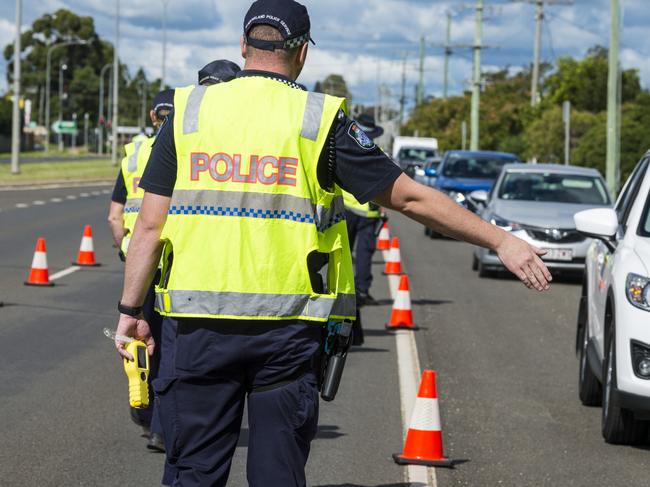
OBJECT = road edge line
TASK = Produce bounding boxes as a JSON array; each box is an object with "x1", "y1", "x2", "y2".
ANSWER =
[
  {"x1": 50, "y1": 266, "x2": 81, "y2": 281},
  {"x1": 395, "y1": 329, "x2": 436, "y2": 487}
]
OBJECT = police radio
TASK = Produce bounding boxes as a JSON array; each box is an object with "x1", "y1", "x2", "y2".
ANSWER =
[{"x1": 103, "y1": 328, "x2": 150, "y2": 408}]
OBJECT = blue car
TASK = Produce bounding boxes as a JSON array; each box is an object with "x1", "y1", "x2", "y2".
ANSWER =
[{"x1": 426, "y1": 150, "x2": 520, "y2": 237}]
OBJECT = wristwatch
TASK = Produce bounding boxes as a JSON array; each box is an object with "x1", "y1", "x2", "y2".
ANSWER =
[{"x1": 118, "y1": 301, "x2": 143, "y2": 317}]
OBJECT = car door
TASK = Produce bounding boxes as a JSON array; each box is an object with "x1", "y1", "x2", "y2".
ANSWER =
[{"x1": 591, "y1": 157, "x2": 650, "y2": 353}]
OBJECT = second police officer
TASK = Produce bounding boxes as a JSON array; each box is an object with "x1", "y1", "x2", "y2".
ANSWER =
[{"x1": 114, "y1": 1, "x2": 552, "y2": 485}]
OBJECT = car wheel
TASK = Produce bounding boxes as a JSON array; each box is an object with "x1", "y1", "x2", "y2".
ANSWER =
[
  {"x1": 601, "y1": 321, "x2": 649, "y2": 444},
  {"x1": 472, "y1": 254, "x2": 479, "y2": 271},
  {"x1": 477, "y1": 259, "x2": 494, "y2": 278},
  {"x1": 578, "y1": 322, "x2": 601, "y2": 407}
]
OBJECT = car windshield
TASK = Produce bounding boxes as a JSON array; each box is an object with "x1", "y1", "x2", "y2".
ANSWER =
[
  {"x1": 498, "y1": 172, "x2": 610, "y2": 204},
  {"x1": 398, "y1": 147, "x2": 437, "y2": 162},
  {"x1": 442, "y1": 156, "x2": 513, "y2": 179}
]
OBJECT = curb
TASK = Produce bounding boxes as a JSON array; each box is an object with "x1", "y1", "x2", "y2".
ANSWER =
[{"x1": 0, "y1": 179, "x2": 114, "y2": 191}]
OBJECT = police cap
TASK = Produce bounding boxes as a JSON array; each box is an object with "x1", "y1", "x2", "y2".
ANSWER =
[
  {"x1": 198, "y1": 60, "x2": 242, "y2": 86},
  {"x1": 151, "y1": 89, "x2": 175, "y2": 118},
  {"x1": 244, "y1": 0, "x2": 315, "y2": 52}
]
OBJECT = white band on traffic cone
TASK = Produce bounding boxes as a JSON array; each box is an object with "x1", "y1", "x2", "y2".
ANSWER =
[
  {"x1": 80, "y1": 236, "x2": 94, "y2": 252},
  {"x1": 31, "y1": 251, "x2": 48, "y2": 270},
  {"x1": 409, "y1": 397, "x2": 441, "y2": 431}
]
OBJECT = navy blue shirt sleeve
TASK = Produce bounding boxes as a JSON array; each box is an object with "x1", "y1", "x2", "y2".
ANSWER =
[
  {"x1": 331, "y1": 112, "x2": 402, "y2": 204},
  {"x1": 139, "y1": 111, "x2": 177, "y2": 197},
  {"x1": 111, "y1": 170, "x2": 127, "y2": 204},
  {"x1": 138, "y1": 109, "x2": 402, "y2": 203}
]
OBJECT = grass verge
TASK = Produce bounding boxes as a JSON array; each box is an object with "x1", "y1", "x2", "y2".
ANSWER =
[{"x1": 0, "y1": 159, "x2": 117, "y2": 185}]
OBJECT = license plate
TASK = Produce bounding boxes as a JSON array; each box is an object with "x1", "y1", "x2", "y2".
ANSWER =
[{"x1": 542, "y1": 248, "x2": 573, "y2": 261}]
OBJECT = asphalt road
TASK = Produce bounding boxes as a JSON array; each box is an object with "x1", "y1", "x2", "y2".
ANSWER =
[{"x1": 1, "y1": 188, "x2": 649, "y2": 486}]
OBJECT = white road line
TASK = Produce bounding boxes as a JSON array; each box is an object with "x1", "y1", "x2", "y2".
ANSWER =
[
  {"x1": 101, "y1": 189, "x2": 111, "y2": 194},
  {"x1": 15, "y1": 203, "x2": 29, "y2": 208},
  {"x1": 66, "y1": 195, "x2": 77, "y2": 200},
  {"x1": 33, "y1": 200, "x2": 46, "y2": 206},
  {"x1": 49, "y1": 266, "x2": 81, "y2": 281},
  {"x1": 50, "y1": 197, "x2": 63, "y2": 203},
  {"x1": 91, "y1": 191, "x2": 101, "y2": 196},
  {"x1": 80, "y1": 193, "x2": 89, "y2": 197},
  {"x1": 396, "y1": 329, "x2": 435, "y2": 487}
]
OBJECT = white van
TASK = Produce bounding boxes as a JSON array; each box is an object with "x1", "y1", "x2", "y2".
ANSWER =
[{"x1": 392, "y1": 136, "x2": 439, "y2": 170}]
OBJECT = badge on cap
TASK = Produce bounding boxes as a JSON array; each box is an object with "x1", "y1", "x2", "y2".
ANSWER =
[{"x1": 348, "y1": 123, "x2": 375, "y2": 150}]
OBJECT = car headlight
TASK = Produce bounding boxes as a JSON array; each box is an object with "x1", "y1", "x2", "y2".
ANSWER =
[
  {"x1": 446, "y1": 190, "x2": 466, "y2": 205},
  {"x1": 627, "y1": 273, "x2": 650, "y2": 312},
  {"x1": 489, "y1": 214, "x2": 521, "y2": 232}
]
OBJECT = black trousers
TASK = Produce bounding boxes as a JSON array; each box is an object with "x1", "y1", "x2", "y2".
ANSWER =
[
  {"x1": 345, "y1": 211, "x2": 378, "y2": 295},
  {"x1": 154, "y1": 319, "x2": 322, "y2": 487}
]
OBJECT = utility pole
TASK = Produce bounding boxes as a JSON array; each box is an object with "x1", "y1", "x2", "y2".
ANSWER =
[
  {"x1": 416, "y1": 35, "x2": 425, "y2": 105},
  {"x1": 112, "y1": 0, "x2": 120, "y2": 167},
  {"x1": 10, "y1": 0, "x2": 21, "y2": 174},
  {"x1": 374, "y1": 59, "x2": 381, "y2": 122},
  {"x1": 58, "y1": 62, "x2": 67, "y2": 152},
  {"x1": 461, "y1": 121, "x2": 467, "y2": 150},
  {"x1": 161, "y1": 0, "x2": 169, "y2": 89},
  {"x1": 606, "y1": 0, "x2": 621, "y2": 195},
  {"x1": 98, "y1": 63, "x2": 111, "y2": 155},
  {"x1": 399, "y1": 54, "x2": 407, "y2": 129},
  {"x1": 563, "y1": 100, "x2": 571, "y2": 165},
  {"x1": 443, "y1": 12, "x2": 452, "y2": 99},
  {"x1": 531, "y1": 0, "x2": 543, "y2": 106},
  {"x1": 470, "y1": 0, "x2": 483, "y2": 151},
  {"x1": 139, "y1": 79, "x2": 148, "y2": 129}
]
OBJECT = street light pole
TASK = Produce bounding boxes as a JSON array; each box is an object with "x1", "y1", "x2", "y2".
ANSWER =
[
  {"x1": 470, "y1": 0, "x2": 483, "y2": 151},
  {"x1": 606, "y1": 0, "x2": 621, "y2": 195},
  {"x1": 161, "y1": 0, "x2": 169, "y2": 89},
  {"x1": 45, "y1": 39, "x2": 87, "y2": 153},
  {"x1": 98, "y1": 63, "x2": 111, "y2": 154},
  {"x1": 10, "y1": 0, "x2": 22, "y2": 175},
  {"x1": 58, "y1": 62, "x2": 67, "y2": 152},
  {"x1": 112, "y1": 0, "x2": 120, "y2": 167}
]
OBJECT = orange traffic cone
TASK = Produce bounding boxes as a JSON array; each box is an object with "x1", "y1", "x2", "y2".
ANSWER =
[
  {"x1": 386, "y1": 274, "x2": 417, "y2": 330},
  {"x1": 377, "y1": 223, "x2": 391, "y2": 251},
  {"x1": 393, "y1": 370, "x2": 453, "y2": 468},
  {"x1": 383, "y1": 237, "x2": 402, "y2": 275},
  {"x1": 25, "y1": 237, "x2": 54, "y2": 287},
  {"x1": 74, "y1": 225, "x2": 100, "y2": 266}
]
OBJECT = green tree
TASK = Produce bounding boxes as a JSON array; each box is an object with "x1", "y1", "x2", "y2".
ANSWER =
[
  {"x1": 544, "y1": 46, "x2": 641, "y2": 113},
  {"x1": 314, "y1": 74, "x2": 352, "y2": 100}
]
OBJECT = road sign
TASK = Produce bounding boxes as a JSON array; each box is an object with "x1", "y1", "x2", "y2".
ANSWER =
[{"x1": 51, "y1": 120, "x2": 78, "y2": 135}]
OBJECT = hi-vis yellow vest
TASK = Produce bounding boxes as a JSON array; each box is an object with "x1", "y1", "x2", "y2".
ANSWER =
[
  {"x1": 155, "y1": 78, "x2": 356, "y2": 322},
  {"x1": 120, "y1": 136, "x2": 155, "y2": 253},
  {"x1": 342, "y1": 190, "x2": 381, "y2": 218}
]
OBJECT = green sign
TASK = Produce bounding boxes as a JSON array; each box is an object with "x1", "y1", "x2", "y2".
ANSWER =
[{"x1": 51, "y1": 120, "x2": 78, "y2": 135}]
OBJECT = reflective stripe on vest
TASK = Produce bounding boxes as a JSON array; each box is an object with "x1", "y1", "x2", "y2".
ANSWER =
[
  {"x1": 156, "y1": 290, "x2": 356, "y2": 321},
  {"x1": 169, "y1": 189, "x2": 345, "y2": 231},
  {"x1": 301, "y1": 92, "x2": 325, "y2": 141},
  {"x1": 128, "y1": 141, "x2": 143, "y2": 172},
  {"x1": 124, "y1": 198, "x2": 143, "y2": 214},
  {"x1": 342, "y1": 190, "x2": 380, "y2": 219},
  {"x1": 183, "y1": 85, "x2": 208, "y2": 135}
]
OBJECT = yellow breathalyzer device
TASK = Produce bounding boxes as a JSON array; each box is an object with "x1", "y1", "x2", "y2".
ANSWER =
[{"x1": 123, "y1": 340, "x2": 150, "y2": 408}]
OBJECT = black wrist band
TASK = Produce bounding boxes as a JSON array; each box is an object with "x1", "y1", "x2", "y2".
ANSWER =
[{"x1": 118, "y1": 301, "x2": 143, "y2": 317}]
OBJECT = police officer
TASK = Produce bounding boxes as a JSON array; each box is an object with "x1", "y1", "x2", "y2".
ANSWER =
[
  {"x1": 108, "y1": 89, "x2": 174, "y2": 452},
  {"x1": 114, "y1": 1, "x2": 552, "y2": 485},
  {"x1": 342, "y1": 113, "x2": 384, "y2": 307}
]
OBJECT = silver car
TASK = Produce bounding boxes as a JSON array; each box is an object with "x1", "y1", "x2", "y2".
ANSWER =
[{"x1": 472, "y1": 163, "x2": 612, "y2": 276}]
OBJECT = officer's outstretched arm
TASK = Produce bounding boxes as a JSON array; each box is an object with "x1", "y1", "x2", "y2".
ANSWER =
[
  {"x1": 374, "y1": 173, "x2": 552, "y2": 292},
  {"x1": 115, "y1": 192, "x2": 170, "y2": 359}
]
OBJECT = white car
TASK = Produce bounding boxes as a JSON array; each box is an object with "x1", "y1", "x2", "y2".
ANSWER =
[{"x1": 574, "y1": 153, "x2": 650, "y2": 444}]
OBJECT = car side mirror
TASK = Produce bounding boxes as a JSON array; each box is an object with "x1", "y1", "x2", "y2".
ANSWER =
[
  {"x1": 425, "y1": 167, "x2": 437, "y2": 177},
  {"x1": 574, "y1": 208, "x2": 618, "y2": 251},
  {"x1": 469, "y1": 190, "x2": 489, "y2": 204}
]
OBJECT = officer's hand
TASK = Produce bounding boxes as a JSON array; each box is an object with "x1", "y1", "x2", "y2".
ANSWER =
[
  {"x1": 496, "y1": 234, "x2": 552, "y2": 291},
  {"x1": 115, "y1": 314, "x2": 155, "y2": 360}
]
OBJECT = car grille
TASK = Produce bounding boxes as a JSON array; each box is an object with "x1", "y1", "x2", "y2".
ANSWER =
[{"x1": 524, "y1": 227, "x2": 585, "y2": 243}]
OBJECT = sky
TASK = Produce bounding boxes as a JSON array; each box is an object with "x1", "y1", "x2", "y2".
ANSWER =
[{"x1": 1, "y1": 0, "x2": 649, "y2": 113}]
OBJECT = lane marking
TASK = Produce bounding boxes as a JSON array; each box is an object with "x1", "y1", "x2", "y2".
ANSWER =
[
  {"x1": 50, "y1": 266, "x2": 81, "y2": 281},
  {"x1": 101, "y1": 189, "x2": 111, "y2": 194},
  {"x1": 66, "y1": 195, "x2": 77, "y2": 200},
  {"x1": 33, "y1": 200, "x2": 45, "y2": 206},
  {"x1": 15, "y1": 203, "x2": 29, "y2": 208},
  {"x1": 91, "y1": 191, "x2": 101, "y2": 196},
  {"x1": 396, "y1": 330, "x2": 435, "y2": 487},
  {"x1": 50, "y1": 197, "x2": 63, "y2": 203},
  {"x1": 80, "y1": 193, "x2": 89, "y2": 197}
]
